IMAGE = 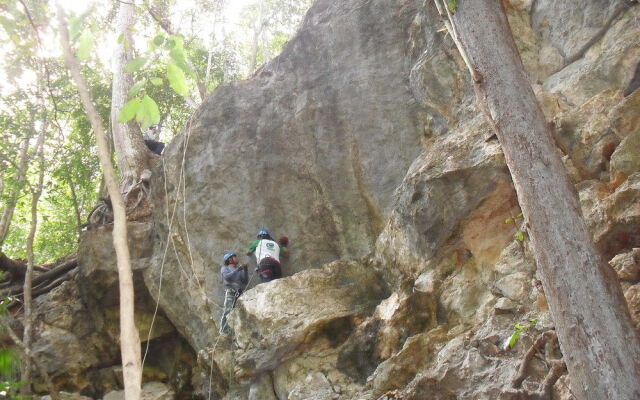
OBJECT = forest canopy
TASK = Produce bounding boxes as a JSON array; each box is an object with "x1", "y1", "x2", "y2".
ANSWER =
[{"x1": 0, "y1": 0, "x2": 312, "y2": 264}]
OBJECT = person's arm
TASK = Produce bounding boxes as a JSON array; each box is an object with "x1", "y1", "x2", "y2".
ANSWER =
[
  {"x1": 221, "y1": 265, "x2": 245, "y2": 282},
  {"x1": 247, "y1": 239, "x2": 259, "y2": 256},
  {"x1": 280, "y1": 245, "x2": 289, "y2": 259}
]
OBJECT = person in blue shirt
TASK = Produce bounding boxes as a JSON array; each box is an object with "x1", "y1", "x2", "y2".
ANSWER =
[{"x1": 219, "y1": 251, "x2": 248, "y2": 334}]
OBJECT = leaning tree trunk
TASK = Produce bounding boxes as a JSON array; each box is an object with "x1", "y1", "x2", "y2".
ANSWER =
[
  {"x1": 111, "y1": 0, "x2": 152, "y2": 190},
  {"x1": 441, "y1": 1, "x2": 640, "y2": 399},
  {"x1": 58, "y1": 6, "x2": 142, "y2": 400},
  {"x1": 0, "y1": 135, "x2": 31, "y2": 248}
]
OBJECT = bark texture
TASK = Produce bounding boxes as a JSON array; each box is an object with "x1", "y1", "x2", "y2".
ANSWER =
[
  {"x1": 21, "y1": 120, "x2": 46, "y2": 395},
  {"x1": 111, "y1": 1, "x2": 152, "y2": 187},
  {"x1": 57, "y1": 6, "x2": 142, "y2": 400},
  {"x1": 451, "y1": 1, "x2": 640, "y2": 398},
  {"x1": 0, "y1": 135, "x2": 31, "y2": 248}
]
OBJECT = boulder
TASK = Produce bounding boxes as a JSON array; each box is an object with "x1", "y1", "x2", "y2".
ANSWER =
[
  {"x1": 103, "y1": 382, "x2": 174, "y2": 400},
  {"x1": 531, "y1": 0, "x2": 632, "y2": 65},
  {"x1": 224, "y1": 261, "x2": 388, "y2": 379},
  {"x1": 553, "y1": 90, "x2": 623, "y2": 179},
  {"x1": 609, "y1": 249, "x2": 640, "y2": 282},
  {"x1": 541, "y1": 5, "x2": 640, "y2": 106}
]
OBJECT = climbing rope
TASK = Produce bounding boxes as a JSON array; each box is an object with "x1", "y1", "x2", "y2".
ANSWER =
[{"x1": 142, "y1": 115, "x2": 222, "y2": 368}]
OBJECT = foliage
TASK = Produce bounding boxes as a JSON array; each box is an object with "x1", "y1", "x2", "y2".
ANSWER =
[
  {"x1": 447, "y1": 0, "x2": 458, "y2": 13},
  {"x1": 506, "y1": 319, "x2": 538, "y2": 349},
  {"x1": 0, "y1": 298, "x2": 23, "y2": 399},
  {"x1": 504, "y1": 212, "x2": 527, "y2": 242},
  {"x1": 0, "y1": 0, "x2": 313, "y2": 265}
]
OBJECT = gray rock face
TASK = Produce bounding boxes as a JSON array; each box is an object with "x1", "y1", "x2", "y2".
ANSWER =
[
  {"x1": 148, "y1": 0, "x2": 428, "y2": 353},
  {"x1": 531, "y1": 0, "x2": 631, "y2": 65}
]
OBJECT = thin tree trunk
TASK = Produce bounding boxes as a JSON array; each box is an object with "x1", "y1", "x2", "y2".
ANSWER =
[
  {"x1": 67, "y1": 176, "x2": 83, "y2": 237},
  {"x1": 0, "y1": 136, "x2": 31, "y2": 248},
  {"x1": 57, "y1": 6, "x2": 142, "y2": 400},
  {"x1": 111, "y1": 0, "x2": 151, "y2": 190},
  {"x1": 249, "y1": 0, "x2": 265, "y2": 73},
  {"x1": 442, "y1": 1, "x2": 640, "y2": 398},
  {"x1": 20, "y1": 118, "x2": 46, "y2": 396}
]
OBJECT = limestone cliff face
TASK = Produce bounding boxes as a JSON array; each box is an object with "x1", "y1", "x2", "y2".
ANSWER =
[{"x1": 25, "y1": 0, "x2": 640, "y2": 399}]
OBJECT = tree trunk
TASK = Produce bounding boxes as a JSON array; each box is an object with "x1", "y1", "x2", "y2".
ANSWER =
[
  {"x1": 67, "y1": 176, "x2": 83, "y2": 237},
  {"x1": 111, "y1": 0, "x2": 152, "y2": 189},
  {"x1": 20, "y1": 119, "x2": 46, "y2": 395},
  {"x1": 57, "y1": 7, "x2": 142, "y2": 400},
  {"x1": 0, "y1": 135, "x2": 31, "y2": 248},
  {"x1": 249, "y1": 0, "x2": 265, "y2": 73},
  {"x1": 445, "y1": 1, "x2": 640, "y2": 398}
]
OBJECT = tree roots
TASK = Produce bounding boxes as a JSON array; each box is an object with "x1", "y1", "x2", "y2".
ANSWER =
[{"x1": 500, "y1": 330, "x2": 567, "y2": 400}]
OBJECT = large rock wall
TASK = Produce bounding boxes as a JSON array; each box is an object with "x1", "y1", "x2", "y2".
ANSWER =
[
  {"x1": 23, "y1": 0, "x2": 640, "y2": 399},
  {"x1": 147, "y1": 0, "x2": 430, "y2": 352}
]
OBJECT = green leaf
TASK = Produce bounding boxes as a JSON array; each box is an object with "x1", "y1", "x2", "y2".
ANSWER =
[
  {"x1": 169, "y1": 48, "x2": 195, "y2": 77},
  {"x1": 118, "y1": 98, "x2": 141, "y2": 123},
  {"x1": 125, "y1": 57, "x2": 146, "y2": 73},
  {"x1": 504, "y1": 218, "x2": 513, "y2": 224},
  {"x1": 68, "y1": 16, "x2": 84, "y2": 41},
  {"x1": 167, "y1": 61, "x2": 188, "y2": 96},
  {"x1": 153, "y1": 34, "x2": 165, "y2": 46},
  {"x1": 508, "y1": 330, "x2": 521, "y2": 348},
  {"x1": 447, "y1": 0, "x2": 458, "y2": 12},
  {"x1": 136, "y1": 95, "x2": 161, "y2": 130},
  {"x1": 77, "y1": 30, "x2": 94, "y2": 60},
  {"x1": 166, "y1": 35, "x2": 184, "y2": 50},
  {"x1": 128, "y1": 80, "x2": 147, "y2": 97},
  {"x1": 150, "y1": 77, "x2": 163, "y2": 86},
  {"x1": 515, "y1": 231, "x2": 525, "y2": 242},
  {"x1": 514, "y1": 324, "x2": 525, "y2": 330},
  {"x1": 517, "y1": 212, "x2": 523, "y2": 218}
]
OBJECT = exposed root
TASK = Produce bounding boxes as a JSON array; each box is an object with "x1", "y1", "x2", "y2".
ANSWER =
[
  {"x1": 1, "y1": 255, "x2": 78, "y2": 306},
  {"x1": 84, "y1": 172, "x2": 153, "y2": 229},
  {"x1": 500, "y1": 330, "x2": 567, "y2": 400}
]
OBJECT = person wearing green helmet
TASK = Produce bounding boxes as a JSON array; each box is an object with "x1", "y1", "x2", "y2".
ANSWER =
[{"x1": 219, "y1": 251, "x2": 248, "y2": 335}]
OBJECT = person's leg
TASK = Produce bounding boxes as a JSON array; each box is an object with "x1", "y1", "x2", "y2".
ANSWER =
[
  {"x1": 258, "y1": 259, "x2": 274, "y2": 282},
  {"x1": 144, "y1": 139, "x2": 164, "y2": 155},
  {"x1": 272, "y1": 262, "x2": 282, "y2": 279},
  {"x1": 219, "y1": 289, "x2": 235, "y2": 334}
]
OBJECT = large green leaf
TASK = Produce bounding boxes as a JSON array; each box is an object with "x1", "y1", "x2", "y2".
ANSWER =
[
  {"x1": 150, "y1": 77, "x2": 163, "y2": 86},
  {"x1": 77, "y1": 30, "x2": 94, "y2": 60},
  {"x1": 136, "y1": 95, "x2": 161, "y2": 130},
  {"x1": 165, "y1": 35, "x2": 184, "y2": 50},
  {"x1": 68, "y1": 16, "x2": 84, "y2": 41},
  {"x1": 125, "y1": 57, "x2": 147, "y2": 73},
  {"x1": 153, "y1": 34, "x2": 165, "y2": 46},
  {"x1": 128, "y1": 80, "x2": 147, "y2": 97},
  {"x1": 169, "y1": 48, "x2": 194, "y2": 77},
  {"x1": 118, "y1": 98, "x2": 141, "y2": 123},
  {"x1": 167, "y1": 61, "x2": 188, "y2": 96}
]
